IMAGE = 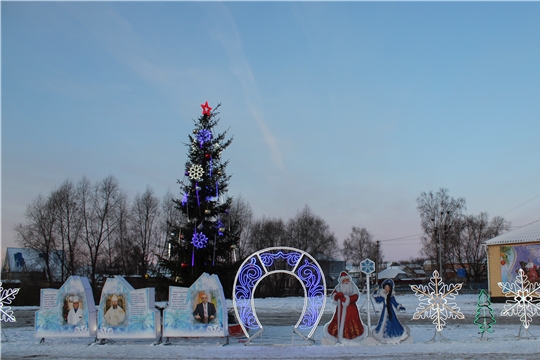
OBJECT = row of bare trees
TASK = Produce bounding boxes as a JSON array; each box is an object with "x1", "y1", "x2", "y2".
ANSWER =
[
  {"x1": 234, "y1": 205, "x2": 342, "y2": 296},
  {"x1": 14, "y1": 177, "x2": 361, "y2": 293},
  {"x1": 417, "y1": 188, "x2": 511, "y2": 282},
  {"x1": 15, "y1": 180, "x2": 509, "y2": 292},
  {"x1": 14, "y1": 176, "x2": 170, "y2": 289},
  {"x1": 238, "y1": 205, "x2": 339, "y2": 260}
]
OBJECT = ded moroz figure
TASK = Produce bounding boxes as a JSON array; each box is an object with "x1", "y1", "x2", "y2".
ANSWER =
[{"x1": 324, "y1": 271, "x2": 366, "y2": 344}]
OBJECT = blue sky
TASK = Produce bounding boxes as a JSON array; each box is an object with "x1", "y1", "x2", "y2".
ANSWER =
[{"x1": 2, "y1": 2, "x2": 540, "y2": 262}]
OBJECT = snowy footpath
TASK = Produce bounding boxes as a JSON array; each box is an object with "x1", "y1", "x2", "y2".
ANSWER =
[{"x1": 2, "y1": 294, "x2": 540, "y2": 359}]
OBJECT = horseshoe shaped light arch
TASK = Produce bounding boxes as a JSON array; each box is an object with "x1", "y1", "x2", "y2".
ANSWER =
[{"x1": 232, "y1": 247, "x2": 326, "y2": 343}]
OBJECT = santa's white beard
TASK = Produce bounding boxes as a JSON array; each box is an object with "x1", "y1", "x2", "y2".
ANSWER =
[{"x1": 340, "y1": 282, "x2": 354, "y2": 295}]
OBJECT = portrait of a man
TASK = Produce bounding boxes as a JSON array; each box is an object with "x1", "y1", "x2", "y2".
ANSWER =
[
  {"x1": 104, "y1": 294, "x2": 126, "y2": 326},
  {"x1": 66, "y1": 295, "x2": 83, "y2": 325},
  {"x1": 192, "y1": 291, "x2": 216, "y2": 324}
]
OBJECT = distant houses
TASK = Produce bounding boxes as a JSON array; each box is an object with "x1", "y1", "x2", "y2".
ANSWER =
[{"x1": 2, "y1": 247, "x2": 65, "y2": 284}]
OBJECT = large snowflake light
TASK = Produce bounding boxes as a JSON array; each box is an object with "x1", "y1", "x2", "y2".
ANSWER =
[
  {"x1": 188, "y1": 164, "x2": 204, "y2": 181},
  {"x1": 1, "y1": 281, "x2": 20, "y2": 322},
  {"x1": 498, "y1": 268, "x2": 540, "y2": 330},
  {"x1": 410, "y1": 271, "x2": 464, "y2": 335},
  {"x1": 191, "y1": 232, "x2": 208, "y2": 249}
]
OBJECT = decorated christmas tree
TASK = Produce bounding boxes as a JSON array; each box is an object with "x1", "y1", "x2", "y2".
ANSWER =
[
  {"x1": 474, "y1": 289, "x2": 496, "y2": 340},
  {"x1": 160, "y1": 102, "x2": 238, "y2": 288}
]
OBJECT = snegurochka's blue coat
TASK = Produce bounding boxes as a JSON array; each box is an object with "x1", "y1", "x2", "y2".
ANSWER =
[{"x1": 372, "y1": 280, "x2": 409, "y2": 343}]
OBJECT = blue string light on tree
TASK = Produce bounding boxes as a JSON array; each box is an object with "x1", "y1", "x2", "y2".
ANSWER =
[
  {"x1": 181, "y1": 192, "x2": 188, "y2": 207},
  {"x1": 192, "y1": 232, "x2": 209, "y2": 249},
  {"x1": 217, "y1": 220, "x2": 225, "y2": 236}
]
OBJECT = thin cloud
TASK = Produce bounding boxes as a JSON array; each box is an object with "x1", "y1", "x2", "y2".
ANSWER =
[{"x1": 203, "y1": 3, "x2": 284, "y2": 169}]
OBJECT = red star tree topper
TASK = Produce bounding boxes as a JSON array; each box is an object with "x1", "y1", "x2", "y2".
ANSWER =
[{"x1": 201, "y1": 101, "x2": 212, "y2": 116}]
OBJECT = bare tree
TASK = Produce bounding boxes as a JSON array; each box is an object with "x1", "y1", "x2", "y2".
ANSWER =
[
  {"x1": 50, "y1": 179, "x2": 83, "y2": 280},
  {"x1": 113, "y1": 195, "x2": 133, "y2": 275},
  {"x1": 243, "y1": 216, "x2": 288, "y2": 296},
  {"x1": 156, "y1": 190, "x2": 181, "y2": 262},
  {"x1": 78, "y1": 176, "x2": 125, "y2": 290},
  {"x1": 245, "y1": 217, "x2": 288, "y2": 253},
  {"x1": 14, "y1": 194, "x2": 60, "y2": 286},
  {"x1": 342, "y1": 227, "x2": 381, "y2": 266},
  {"x1": 447, "y1": 213, "x2": 510, "y2": 282},
  {"x1": 287, "y1": 205, "x2": 338, "y2": 260},
  {"x1": 416, "y1": 188, "x2": 466, "y2": 278},
  {"x1": 227, "y1": 195, "x2": 253, "y2": 262},
  {"x1": 131, "y1": 187, "x2": 161, "y2": 276}
]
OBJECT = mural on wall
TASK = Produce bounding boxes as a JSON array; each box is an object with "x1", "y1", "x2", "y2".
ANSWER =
[
  {"x1": 500, "y1": 244, "x2": 540, "y2": 284},
  {"x1": 97, "y1": 276, "x2": 160, "y2": 339},
  {"x1": 34, "y1": 276, "x2": 96, "y2": 338},
  {"x1": 163, "y1": 272, "x2": 228, "y2": 337}
]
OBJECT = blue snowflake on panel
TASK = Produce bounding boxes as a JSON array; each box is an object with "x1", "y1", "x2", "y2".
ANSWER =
[
  {"x1": 360, "y1": 259, "x2": 376, "y2": 275},
  {"x1": 192, "y1": 232, "x2": 208, "y2": 249},
  {"x1": 197, "y1": 129, "x2": 212, "y2": 147}
]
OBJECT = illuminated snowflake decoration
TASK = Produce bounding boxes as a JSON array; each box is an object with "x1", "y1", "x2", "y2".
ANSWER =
[
  {"x1": 188, "y1": 164, "x2": 204, "y2": 181},
  {"x1": 410, "y1": 270, "x2": 464, "y2": 332},
  {"x1": 191, "y1": 232, "x2": 208, "y2": 249},
  {"x1": 1, "y1": 281, "x2": 20, "y2": 322},
  {"x1": 498, "y1": 268, "x2": 540, "y2": 329}
]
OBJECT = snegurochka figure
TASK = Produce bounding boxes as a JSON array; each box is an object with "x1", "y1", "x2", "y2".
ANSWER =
[{"x1": 372, "y1": 279, "x2": 410, "y2": 344}]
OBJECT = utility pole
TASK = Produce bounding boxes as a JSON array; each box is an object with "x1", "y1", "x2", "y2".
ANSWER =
[
  {"x1": 375, "y1": 240, "x2": 380, "y2": 284},
  {"x1": 432, "y1": 210, "x2": 450, "y2": 281}
]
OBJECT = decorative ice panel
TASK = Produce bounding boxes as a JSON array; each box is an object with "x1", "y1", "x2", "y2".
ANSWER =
[
  {"x1": 163, "y1": 272, "x2": 228, "y2": 337},
  {"x1": 97, "y1": 276, "x2": 160, "y2": 339},
  {"x1": 35, "y1": 276, "x2": 96, "y2": 338}
]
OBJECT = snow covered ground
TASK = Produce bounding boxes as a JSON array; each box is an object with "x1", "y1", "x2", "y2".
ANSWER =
[{"x1": 2, "y1": 294, "x2": 540, "y2": 359}]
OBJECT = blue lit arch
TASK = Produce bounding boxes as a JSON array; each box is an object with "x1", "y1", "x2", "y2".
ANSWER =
[{"x1": 232, "y1": 247, "x2": 326, "y2": 343}]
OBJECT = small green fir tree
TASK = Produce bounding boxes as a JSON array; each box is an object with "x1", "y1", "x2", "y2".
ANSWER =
[{"x1": 474, "y1": 289, "x2": 496, "y2": 339}]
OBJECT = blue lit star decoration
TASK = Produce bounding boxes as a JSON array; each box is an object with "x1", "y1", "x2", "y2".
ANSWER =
[
  {"x1": 360, "y1": 258, "x2": 376, "y2": 275},
  {"x1": 1, "y1": 281, "x2": 20, "y2": 322},
  {"x1": 197, "y1": 129, "x2": 212, "y2": 147},
  {"x1": 192, "y1": 232, "x2": 208, "y2": 249}
]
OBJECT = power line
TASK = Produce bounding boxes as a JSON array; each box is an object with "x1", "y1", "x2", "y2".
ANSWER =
[
  {"x1": 380, "y1": 242, "x2": 422, "y2": 246},
  {"x1": 378, "y1": 233, "x2": 423, "y2": 242},
  {"x1": 499, "y1": 193, "x2": 540, "y2": 216},
  {"x1": 510, "y1": 218, "x2": 540, "y2": 229}
]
